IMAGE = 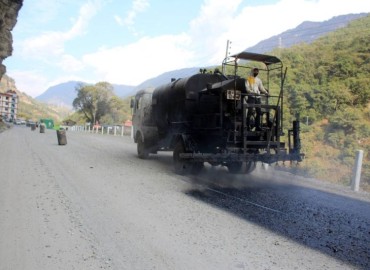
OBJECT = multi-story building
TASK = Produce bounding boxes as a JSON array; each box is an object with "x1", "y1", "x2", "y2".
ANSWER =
[{"x1": 0, "y1": 90, "x2": 18, "y2": 122}]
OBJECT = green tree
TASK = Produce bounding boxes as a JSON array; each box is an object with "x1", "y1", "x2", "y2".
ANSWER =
[
  {"x1": 100, "y1": 96, "x2": 132, "y2": 124},
  {"x1": 72, "y1": 82, "x2": 114, "y2": 125}
]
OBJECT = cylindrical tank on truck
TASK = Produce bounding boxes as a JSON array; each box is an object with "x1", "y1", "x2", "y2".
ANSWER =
[{"x1": 132, "y1": 52, "x2": 304, "y2": 175}]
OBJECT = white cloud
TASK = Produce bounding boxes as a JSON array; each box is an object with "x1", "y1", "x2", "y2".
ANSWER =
[
  {"x1": 114, "y1": 15, "x2": 124, "y2": 26},
  {"x1": 188, "y1": 0, "x2": 243, "y2": 65},
  {"x1": 21, "y1": 0, "x2": 103, "y2": 59},
  {"x1": 58, "y1": 55, "x2": 85, "y2": 72},
  {"x1": 67, "y1": 0, "x2": 103, "y2": 38},
  {"x1": 82, "y1": 33, "x2": 193, "y2": 85},
  {"x1": 7, "y1": 0, "x2": 106, "y2": 97},
  {"x1": 116, "y1": 0, "x2": 149, "y2": 35},
  {"x1": 8, "y1": 70, "x2": 49, "y2": 98},
  {"x1": 123, "y1": 0, "x2": 150, "y2": 26},
  {"x1": 227, "y1": 0, "x2": 370, "y2": 55}
]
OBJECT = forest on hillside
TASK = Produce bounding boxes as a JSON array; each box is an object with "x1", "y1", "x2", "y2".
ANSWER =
[{"x1": 275, "y1": 15, "x2": 370, "y2": 190}]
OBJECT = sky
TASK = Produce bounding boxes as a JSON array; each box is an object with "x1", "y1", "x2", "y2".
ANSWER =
[{"x1": 4, "y1": 0, "x2": 370, "y2": 98}]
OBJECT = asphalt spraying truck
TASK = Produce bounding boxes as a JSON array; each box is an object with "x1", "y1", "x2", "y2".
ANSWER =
[{"x1": 132, "y1": 52, "x2": 304, "y2": 174}]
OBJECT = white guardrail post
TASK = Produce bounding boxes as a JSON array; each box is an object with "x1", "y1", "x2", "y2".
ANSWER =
[
  {"x1": 70, "y1": 124, "x2": 134, "y2": 138},
  {"x1": 351, "y1": 150, "x2": 363, "y2": 192}
]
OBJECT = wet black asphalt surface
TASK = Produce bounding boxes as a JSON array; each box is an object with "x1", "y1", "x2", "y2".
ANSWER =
[{"x1": 180, "y1": 165, "x2": 370, "y2": 269}]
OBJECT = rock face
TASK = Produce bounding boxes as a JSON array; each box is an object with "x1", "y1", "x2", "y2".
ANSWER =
[{"x1": 0, "y1": 0, "x2": 23, "y2": 79}]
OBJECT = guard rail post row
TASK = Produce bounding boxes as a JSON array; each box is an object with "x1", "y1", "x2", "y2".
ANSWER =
[{"x1": 69, "y1": 125, "x2": 133, "y2": 137}]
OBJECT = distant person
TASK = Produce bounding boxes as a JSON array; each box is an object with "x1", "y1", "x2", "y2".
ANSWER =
[{"x1": 245, "y1": 67, "x2": 269, "y2": 130}]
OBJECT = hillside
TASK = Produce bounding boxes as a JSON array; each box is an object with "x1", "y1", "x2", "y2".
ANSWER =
[
  {"x1": 275, "y1": 14, "x2": 370, "y2": 191},
  {"x1": 35, "y1": 81, "x2": 83, "y2": 108},
  {"x1": 0, "y1": 75, "x2": 71, "y2": 122}
]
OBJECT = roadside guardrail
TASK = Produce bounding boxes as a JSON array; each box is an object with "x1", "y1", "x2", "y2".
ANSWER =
[{"x1": 65, "y1": 125, "x2": 134, "y2": 138}]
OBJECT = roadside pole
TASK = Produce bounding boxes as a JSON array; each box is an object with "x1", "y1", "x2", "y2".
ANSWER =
[{"x1": 351, "y1": 150, "x2": 363, "y2": 192}]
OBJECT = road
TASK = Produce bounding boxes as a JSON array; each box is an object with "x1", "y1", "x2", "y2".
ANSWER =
[{"x1": 0, "y1": 126, "x2": 369, "y2": 270}]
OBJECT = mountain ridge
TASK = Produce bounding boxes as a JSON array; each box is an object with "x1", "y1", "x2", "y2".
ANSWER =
[{"x1": 246, "y1": 13, "x2": 368, "y2": 53}]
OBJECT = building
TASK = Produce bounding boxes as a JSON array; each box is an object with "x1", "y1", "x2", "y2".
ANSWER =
[{"x1": 0, "y1": 90, "x2": 18, "y2": 122}]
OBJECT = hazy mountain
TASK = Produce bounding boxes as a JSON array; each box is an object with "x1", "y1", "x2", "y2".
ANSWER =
[
  {"x1": 133, "y1": 67, "x2": 202, "y2": 93},
  {"x1": 246, "y1": 13, "x2": 369, "y2": 53},
  {"x1": 112, "y1": 84, "x2": 136, "y2": 98},
  {"x1": 36, "y1": 81, "x2": 135, "y2": 108},
  {"x1": 36, "y1": 81, "x2": 82, "y2": 108}
]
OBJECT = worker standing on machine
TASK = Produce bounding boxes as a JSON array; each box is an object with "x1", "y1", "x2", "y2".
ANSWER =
[{"x1": 245, "y1": 67, "x2": 269, "y2": 131}]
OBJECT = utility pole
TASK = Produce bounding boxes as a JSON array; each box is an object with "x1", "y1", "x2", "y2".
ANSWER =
[
  {"x1": 277, "y1": 36, "x2": 282, "y2": 58},
  {"x1": 223, "y1": 40, "x2": 232, "y2": 74},
  {"x1": 278, "y1": 36, "x2": 282, "y2": 49}
]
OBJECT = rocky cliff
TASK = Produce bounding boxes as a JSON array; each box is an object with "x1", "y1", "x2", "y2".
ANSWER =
[{"x1": 0, "y1": 0, "x2": 23, "y2": 79}]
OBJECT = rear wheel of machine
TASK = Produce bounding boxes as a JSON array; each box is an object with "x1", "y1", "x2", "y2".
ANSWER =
[
  {"x1": 227, "y1": 162, "x2": 243, "y2": 174},
  {"x1": 245, "y1": 161, "x2": 256, "y2": 174},
  {"x1": 137, "y1": 135, "x2": 149, "y2": 159}
]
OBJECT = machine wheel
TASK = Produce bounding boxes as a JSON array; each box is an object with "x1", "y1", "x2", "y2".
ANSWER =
[
  {"x1": 227, "y1": 162, "x2": 243, "y2": 174},
  {"x1": 245, "y1": 162, "x2": 256, "y2": 174},
  {"x1": 137, "y1": 135, "x2": 149, "y2": 159}
]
